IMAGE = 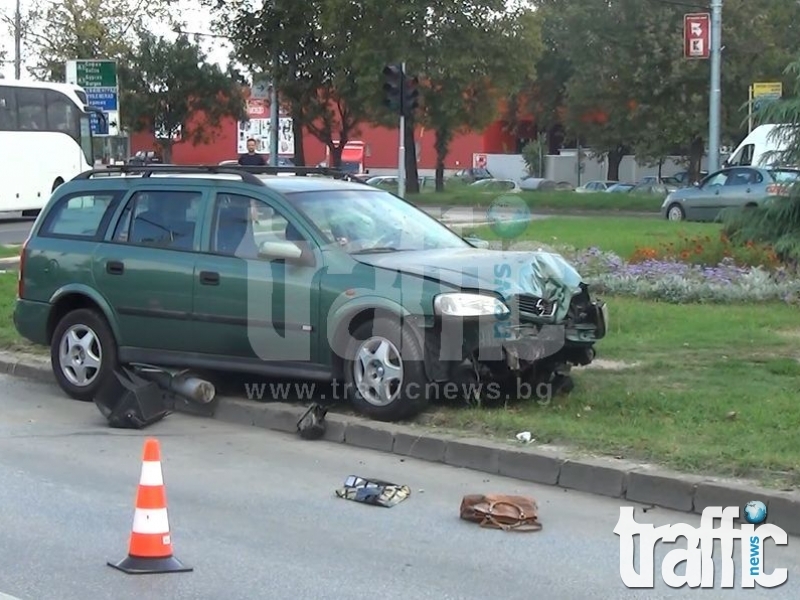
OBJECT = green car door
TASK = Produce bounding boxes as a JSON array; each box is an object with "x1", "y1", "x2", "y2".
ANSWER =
[
  {"x1": 91, "y1": 186, "x2": 205, "y2": 352},
  {"x1": 191, "y1": 190, "x2": 323, "y2": 364}
]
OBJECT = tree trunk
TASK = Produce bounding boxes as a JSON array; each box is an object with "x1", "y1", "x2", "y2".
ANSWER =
[
  {"x1": 160, "y1": 142, "x2": 173, "y2": 164},
  {"x1": 606, "y1": 145, "x2": 625, "y2": 181},
  {"x1": 291, "y1": 102, "x2": 306, "y2": 167},
  {"x1": 404, "y1": 114, "x2": 419, "y2": 194},
  {"x1": 688, "y1": 135, "x2": 705, "y2": 182},
  {"x1": 434, "y1": 127, "x2": 451, "y2": 192},
  {"x1": 328, "y1": 142, "x2": 343, "y2": 168}
]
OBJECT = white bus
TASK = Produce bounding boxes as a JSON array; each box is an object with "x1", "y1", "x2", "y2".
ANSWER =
[{"x1": 0, "y1": 79, "x2": 106, "y2": 216}]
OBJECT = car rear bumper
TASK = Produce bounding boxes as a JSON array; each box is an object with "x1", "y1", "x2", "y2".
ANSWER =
[{"x1": 13, "y1": 298, "x2": 50, "y2": 346}]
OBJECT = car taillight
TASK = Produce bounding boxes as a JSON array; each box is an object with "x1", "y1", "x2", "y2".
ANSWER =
[
  {"x1": 766, "y1": 184, "x2": 790, "y2": 196},
  {"x1": 17, "y1": 237, "x2": 28, "y2": 299}
]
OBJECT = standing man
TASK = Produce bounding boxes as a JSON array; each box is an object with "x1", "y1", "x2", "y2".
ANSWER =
[{"x1": 238, "y1": 138, "x2": 266, "y2": 165}]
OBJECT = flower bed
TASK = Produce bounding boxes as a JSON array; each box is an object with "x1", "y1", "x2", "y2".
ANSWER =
[
  {"x1": 629, "y1": 232, "x2": 780, "y2": 270},
  {"x1": 563, "y1": 246, "x2": 800, "y2": 305}
]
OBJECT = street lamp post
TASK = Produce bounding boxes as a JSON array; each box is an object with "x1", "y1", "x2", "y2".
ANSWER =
[
  {"x1": 269, "y1": 0, "x2": 279, "y2": 167},
  {"x1": 707, "y1": 0, "x2": 723, "y2": 172}
]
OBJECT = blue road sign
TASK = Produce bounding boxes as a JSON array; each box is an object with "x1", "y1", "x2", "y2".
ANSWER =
[
  {"x1": 89, "y1": 112, "x2": 109, "y2": 135},
  {"x1": 85, "y1": 87, "x2": 118, "y2": 112}
]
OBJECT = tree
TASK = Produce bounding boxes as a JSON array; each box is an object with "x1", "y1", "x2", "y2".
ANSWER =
[
  {"x1": 416, "y1": 2, "x2": 542, "y2": 191},
  {"x1": 530, "y1": 0, "x2": 800, "y2": 181},
  {"x1": 216, "y1": 0, "x2": 391, "y2": 170},
  {"x1": 722, "y1": 55, "x2": 800, "y2": 264},
  {"x1": 212, "y1": 0, "x2": 325, "y2": 167},
  {"x1": 118, "y1": 32, "x2": 247, "y2": 162},
  {"x1": 22, "y1": 0, "x2": 173, "y2": 81},
  {"x1": 520, "y1": 0, "x2": 573, "y2": 155}
]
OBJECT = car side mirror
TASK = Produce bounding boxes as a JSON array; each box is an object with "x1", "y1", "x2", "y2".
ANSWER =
[{"x1": 259, "y1": 240, "x2": 302, "y2": 260}]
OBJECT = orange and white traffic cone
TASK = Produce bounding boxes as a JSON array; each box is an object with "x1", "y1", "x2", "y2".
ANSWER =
[{"x1": 108, "y1": 438, "x2": 192, "y2": 574}]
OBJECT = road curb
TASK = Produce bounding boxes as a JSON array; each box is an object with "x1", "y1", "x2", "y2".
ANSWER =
[
  {"x1": 0, "y1": 256, "x2": 20, "y2": 267},
  {"x1": 3, "y1": 351, "x2": 799, "y2": 534}
]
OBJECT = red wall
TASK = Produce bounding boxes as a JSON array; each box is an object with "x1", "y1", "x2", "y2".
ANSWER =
[{"x1": 131, "y1": 114, "x2": 491, "y2": 170}]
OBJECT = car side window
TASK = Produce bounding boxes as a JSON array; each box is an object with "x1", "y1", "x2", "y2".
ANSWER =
[
  {"x1": 703, "y1": 171, "x2": 728, "y2": 187},
  {"x1": 211, "y1": 193, "x2": 308, "y2": 260},
  {"x1": 39, "y1": 192, "x2": 120, "y2": 238},
  {"x1": 725, "y1": 168, "x2": 761, "y2": 186},
  {"x1": 112, "y1": 190, "x2": 202, "y2": 251}
]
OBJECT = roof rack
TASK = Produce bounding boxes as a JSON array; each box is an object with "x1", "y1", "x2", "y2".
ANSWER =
[
  {"x1": 71, "y1": 164, "x2": 368, "y2": 185},
  {"x1": 71, "y1": 164, "x2": 267, "y2": 186},
  {"x1": 230, "y1": 165, "x2": 368, "y2": 183}
]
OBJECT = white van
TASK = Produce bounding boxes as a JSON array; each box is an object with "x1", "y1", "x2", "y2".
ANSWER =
[{"x1": 724, "y1": 124, "x2": 798, "y2": 168}]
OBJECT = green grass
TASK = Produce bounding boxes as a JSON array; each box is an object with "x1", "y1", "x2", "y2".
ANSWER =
[
  {"x1": 0, "y1": 213, "x2": 794, "y2": 486},
  {"x1": 427, "y1": 297, "x2": 800, "y2": 487},
  {"x1": 0, "y1": 272, "x2": 36, "y2": 352},
  {"x1": 468, "y1": 216, "x2": 720, "y2": 258},
  {"x1": 407, "y1": 190, "x2": 663, "y2": 213},
  {"x1": 0, "y1": 245, "x2": 21, "y2": 259}
]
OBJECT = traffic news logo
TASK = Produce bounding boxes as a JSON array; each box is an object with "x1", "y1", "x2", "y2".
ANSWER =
[{"x1": 615, "y1": 502, "x2": 789, "y2": 589}]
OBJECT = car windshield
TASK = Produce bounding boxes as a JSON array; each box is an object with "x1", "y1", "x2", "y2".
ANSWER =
[{"x1": 286, "y1": 189, "x2": 472, "y2": 254}]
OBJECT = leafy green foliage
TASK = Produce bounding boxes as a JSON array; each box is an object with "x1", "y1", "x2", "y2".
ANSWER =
[
  {"x1": 722, "y1": 54, "x2": 800, "y2": 264},
  {"x1": 521, "y1": 141, "x2": 544, "y2": 177},
  {"x1": 22, "y1": 0, "x2": 174, "y2": 81},
  {"x1": 424, "y1": 3, "x2": 542, "y2": 190},
  {"x1": 118, "y1": 33, "x2": 246, "y2": 161},
  {"x1": 529, "y1": 0, "x2": 800, "y2": 177},
  {"x1": 212, "y1": 0, "x2": 388, "y2": 168}
]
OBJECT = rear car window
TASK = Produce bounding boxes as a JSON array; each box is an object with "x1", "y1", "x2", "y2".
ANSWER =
[
  {"x1": 39, "y1": 192, "x2": 121, "y2": 238},
  {"x1": 770, "y1": 169, "x2": 800, "y2": 183}
]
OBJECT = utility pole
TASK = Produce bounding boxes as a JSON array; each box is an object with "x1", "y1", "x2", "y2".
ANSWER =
[
  {"x1": 14, "y1": 0, "x2": 21, "y2": 79},
  {"x1": 707, "y1": 0, "x2": 722, "y2": 172},
  {"x1": 269, "y1": 75, "x2": 279, "y2": 166},
  {"x1": 398, "y1": 61, "x2": 406, "y2": 198},
  {"x1": 269, "y1": 0, "x2": 279, "y2": 166}
]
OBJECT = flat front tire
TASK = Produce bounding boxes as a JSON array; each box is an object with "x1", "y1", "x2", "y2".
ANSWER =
[
  {"x1": 50, "y1": 309, "x2": 118, "y2": 402},
  {"x1": 344, "y1": 317, "x2": 428, "y2": 422}
]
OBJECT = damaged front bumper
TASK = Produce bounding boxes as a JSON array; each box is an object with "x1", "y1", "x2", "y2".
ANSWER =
[{"x1": 422, "y1": 284, "x2": 608, "y2": 385}]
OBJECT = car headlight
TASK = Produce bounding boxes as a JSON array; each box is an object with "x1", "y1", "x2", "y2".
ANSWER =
[{"x1": 433, "y1": 293, "x2": 510, "y2": 317}]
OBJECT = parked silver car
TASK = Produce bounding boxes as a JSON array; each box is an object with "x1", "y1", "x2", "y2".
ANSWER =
[{"x1": 661, "y1": 166, "x2": 800, "y2": 222}]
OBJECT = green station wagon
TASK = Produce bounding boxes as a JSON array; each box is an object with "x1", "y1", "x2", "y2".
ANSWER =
[{"x1": 14, "y1": 165, "x2": 608, "y2": 421}]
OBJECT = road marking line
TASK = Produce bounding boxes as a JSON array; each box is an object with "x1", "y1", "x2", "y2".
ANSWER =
[{"x1": 0, "y1": 592, "x2": 23, "y2": 600}]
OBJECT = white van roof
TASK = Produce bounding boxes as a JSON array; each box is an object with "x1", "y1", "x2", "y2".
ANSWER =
[{"x1": 726, "y1": 124, "x2": 797, "y2": 168}]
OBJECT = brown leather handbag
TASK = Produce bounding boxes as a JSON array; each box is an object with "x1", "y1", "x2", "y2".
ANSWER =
[{"x1": 459, "y1": 494, "x2": 542, "y2": 531}]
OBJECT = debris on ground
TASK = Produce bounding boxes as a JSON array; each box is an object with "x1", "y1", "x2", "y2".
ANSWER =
[
  {"x1": 459, "y1": 494, "x2": 542, "y2": 532},
  {"x1": 335, "y1": 475, "x2": 411, "y2": 507},
  {"x1": 515, "y1": 431, "x2": 534, "y2": 444},
  {"x1": 297, "y1": 403, "x2": 328, "y2": 439},
  {"x1": 92, "y1": 366, "x2": 218, "y2": 429}
]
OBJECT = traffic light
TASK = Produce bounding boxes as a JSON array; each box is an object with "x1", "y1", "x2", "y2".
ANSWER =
[
  {"x1": 402, "y1": 75, "x2": 419, "y2": 117},
  {"x1": 383, "y1": 64, "x2": 403, "y2": 112}
]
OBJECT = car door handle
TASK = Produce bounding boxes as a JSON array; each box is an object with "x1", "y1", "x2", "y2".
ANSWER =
[
  {"x1": 199, "y1": 271, "x2": 219, "y2": 285},
  {"x1": 106, "y1": 260, "x2": 124, "y2": 275}
]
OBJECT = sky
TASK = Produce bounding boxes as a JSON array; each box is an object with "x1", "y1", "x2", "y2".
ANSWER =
[{"x1": 0, "y1": 0, "x2": 233, "y2": 80}]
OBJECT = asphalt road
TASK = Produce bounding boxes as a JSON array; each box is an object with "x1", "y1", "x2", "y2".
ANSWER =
[
  {"x1": 0, "y1": 218, "x2": 35, "y2": 246},
  {"x1": 0, "y1": 375, "x2": 798, "y2": 600}
]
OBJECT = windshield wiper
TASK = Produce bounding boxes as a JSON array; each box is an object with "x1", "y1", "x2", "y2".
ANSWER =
[{"x1": 350, "y1": 246, "x2": 401, "y2": 254}]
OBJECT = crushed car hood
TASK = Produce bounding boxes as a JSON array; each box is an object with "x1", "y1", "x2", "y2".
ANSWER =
[{"x1": 353, "y1": 248, "x2": 585, "y2": 320}]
